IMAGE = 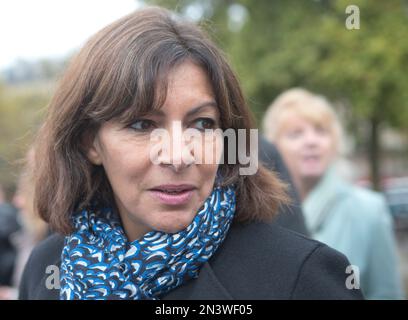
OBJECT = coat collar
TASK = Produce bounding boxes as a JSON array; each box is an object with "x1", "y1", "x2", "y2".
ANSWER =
[
  {"x1": 303, "y1": 166, "x2": 349, "y2": 233},
  {"x1": 163, "y1": 262, "x2": 233, "y2": 300}
]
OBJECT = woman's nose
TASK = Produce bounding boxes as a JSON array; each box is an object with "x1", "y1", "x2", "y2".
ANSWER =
[
  {"x1": 303, "y1": 130, "x2": 319, "y2": 146},
  {"x1": 156, "y1": 122, "x2": 195, "y2": 172},
  {"x1": 158, "y1": 148, "x2": 193, "y2": 172}
]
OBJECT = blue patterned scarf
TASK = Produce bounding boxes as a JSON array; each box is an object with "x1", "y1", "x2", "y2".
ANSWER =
[{"x1": 60, "y1": 185, "x2": 236, "y2": 300}]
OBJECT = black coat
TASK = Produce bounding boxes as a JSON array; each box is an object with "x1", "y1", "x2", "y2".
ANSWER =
[
  {"x1": 258, "y1": 136, "x2": 309, "y2": 236},
  {"x1": 19, "y1": 221, "x2": 363, "y2": 300},
  {"x1": 0, "y1": 203, "x2": 21, "y2": 286}
]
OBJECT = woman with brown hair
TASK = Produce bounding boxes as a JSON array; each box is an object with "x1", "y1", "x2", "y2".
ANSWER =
[{"x1": 19, "y1": 7, "x2": 362, "y2": 300}]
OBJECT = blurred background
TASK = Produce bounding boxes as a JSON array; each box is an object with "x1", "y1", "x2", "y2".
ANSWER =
[{"x1": 0, "y1": 0, "x2": 407, "y2": 295}]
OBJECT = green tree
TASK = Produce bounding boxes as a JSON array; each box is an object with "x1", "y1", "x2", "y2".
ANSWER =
[{"x1": 0, "y1": 81, "x2": 49, "y2": 194}]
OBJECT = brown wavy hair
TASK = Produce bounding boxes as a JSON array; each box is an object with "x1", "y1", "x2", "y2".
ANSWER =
[{"x1": 34, "y1": 6, "x2": 288, "y2": 235}]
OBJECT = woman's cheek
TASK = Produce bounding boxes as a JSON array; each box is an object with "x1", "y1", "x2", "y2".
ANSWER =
[{"x1": 278, "y1": 140, "x2": 295, "y2": 159}]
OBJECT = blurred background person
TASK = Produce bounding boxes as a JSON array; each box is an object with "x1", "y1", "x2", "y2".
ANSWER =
[
  {"x1": 263, "y1": 88, "x2": 404, "y2": 299},
  {"x1": 0, "y1": 148, "x2": 48, "y2": 299},
  {"x1": 258, "y1": 135, "x2": 308, "y2": 236},
  {"x1": 0, "y1": 184, "x2": 20, "y2": 291}
]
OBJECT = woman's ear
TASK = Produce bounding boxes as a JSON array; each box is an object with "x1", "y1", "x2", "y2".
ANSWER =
[{"x1": 83, "y1": 133, "x2": 103, "y2": 165}]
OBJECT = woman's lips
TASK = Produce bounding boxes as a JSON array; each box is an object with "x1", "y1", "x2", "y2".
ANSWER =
[
  {"x1": 302, "y1": 155, "x2": 320, "y2": 164},
  {"x1": 149, "y1": 189, "x2": 195, "y2": 206}
]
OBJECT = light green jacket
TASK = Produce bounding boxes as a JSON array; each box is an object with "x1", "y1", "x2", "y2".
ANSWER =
[{"x1": 303, "y1": 167, "x2": 405, "y2": 299}]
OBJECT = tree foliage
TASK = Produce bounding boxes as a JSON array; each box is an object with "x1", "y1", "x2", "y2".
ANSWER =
[{"x1": 0, "y1": 81, "x2": 50, "y2": 195}]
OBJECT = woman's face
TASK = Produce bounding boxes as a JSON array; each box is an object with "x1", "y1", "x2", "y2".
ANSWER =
[
  {"x1": 87, "y1": 61, "x2": 222, "y2": 241},
  {"x1": 276, "y1": 115, "x2": 336, "y2": 185}
]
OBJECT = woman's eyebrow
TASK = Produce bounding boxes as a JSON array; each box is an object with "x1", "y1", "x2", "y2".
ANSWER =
[
  {"x1": 186, "y1": 101, "x2": 218, "y2": 117},
  {"x1": 148, "y1": 101, "x2": 218, "y2": 117}
]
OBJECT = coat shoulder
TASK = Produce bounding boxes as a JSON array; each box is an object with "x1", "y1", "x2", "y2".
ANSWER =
[
  {"x1": 338, "y1": 185, "x2": 392, "y2": 229},
  {"x1": 209, "y1": 222, "x2": 363, "y2": 299},
  {"x1": 28, "y1": 233, "x2": 64, "y2": 262},
  {"x1": 224, "y1": 221, "x2": 322, "y2": 259},
  {"x1": 19, "y1": 233, "x2": 64, "y2": 300}
]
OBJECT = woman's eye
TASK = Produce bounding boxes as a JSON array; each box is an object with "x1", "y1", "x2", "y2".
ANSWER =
[
  {"x1": 315, "y1": 125, "x2": 329, "y2": 135},
  {"x1": 129, "y1": 119, "x2": 156, "y2": 131},
  {"x1": 193, "y1": 118, "x2": 216, "y2": 130},
  {"x1": 286, "y1": 129, "x2": 302, "y2": 139}
]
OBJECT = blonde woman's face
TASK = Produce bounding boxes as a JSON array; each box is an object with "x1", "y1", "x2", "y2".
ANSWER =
[
  {"x1": 86, "y1": 61, "x2": 222, "y2": 241},
  {"x1": 276, "y1": 115, "x2": 336, "y2": 184}
]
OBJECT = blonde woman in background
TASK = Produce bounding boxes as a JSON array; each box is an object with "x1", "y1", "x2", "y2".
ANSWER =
[{"x1": 263, "y1": 88, "x2": 404, "y2": 299}]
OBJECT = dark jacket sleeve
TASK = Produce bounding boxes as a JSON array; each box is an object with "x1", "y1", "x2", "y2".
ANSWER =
[
  {"x1": 258, "y1": 135, "x2": 309, "y2": 236},
  {"x1": 291, "y1": 243, "x2": 364, "y2": 299}
]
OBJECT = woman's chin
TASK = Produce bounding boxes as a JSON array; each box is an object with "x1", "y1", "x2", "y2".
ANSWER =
[
  {"x1": 153, "y1": 211, "x2": 196, "y2": 234},
  {"x1": 300, "y1": 166, "x2": 327, "y2": 179}
]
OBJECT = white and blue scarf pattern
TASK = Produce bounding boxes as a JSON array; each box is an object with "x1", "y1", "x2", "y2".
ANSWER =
[{"x1": 60, "y1": 185, "x2": 236, "y2": 300}]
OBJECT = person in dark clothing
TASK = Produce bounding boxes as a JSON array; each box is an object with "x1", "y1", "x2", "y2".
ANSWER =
[
  {"x1": 258, "y1": 135, "x2": 309, "y2": 236},
  {"x1": 0, "y1": 202, "x2": 20, "y2": 286},
  {"x1": 19, "y1": 7, "x2": 362, "y2": 300}
]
